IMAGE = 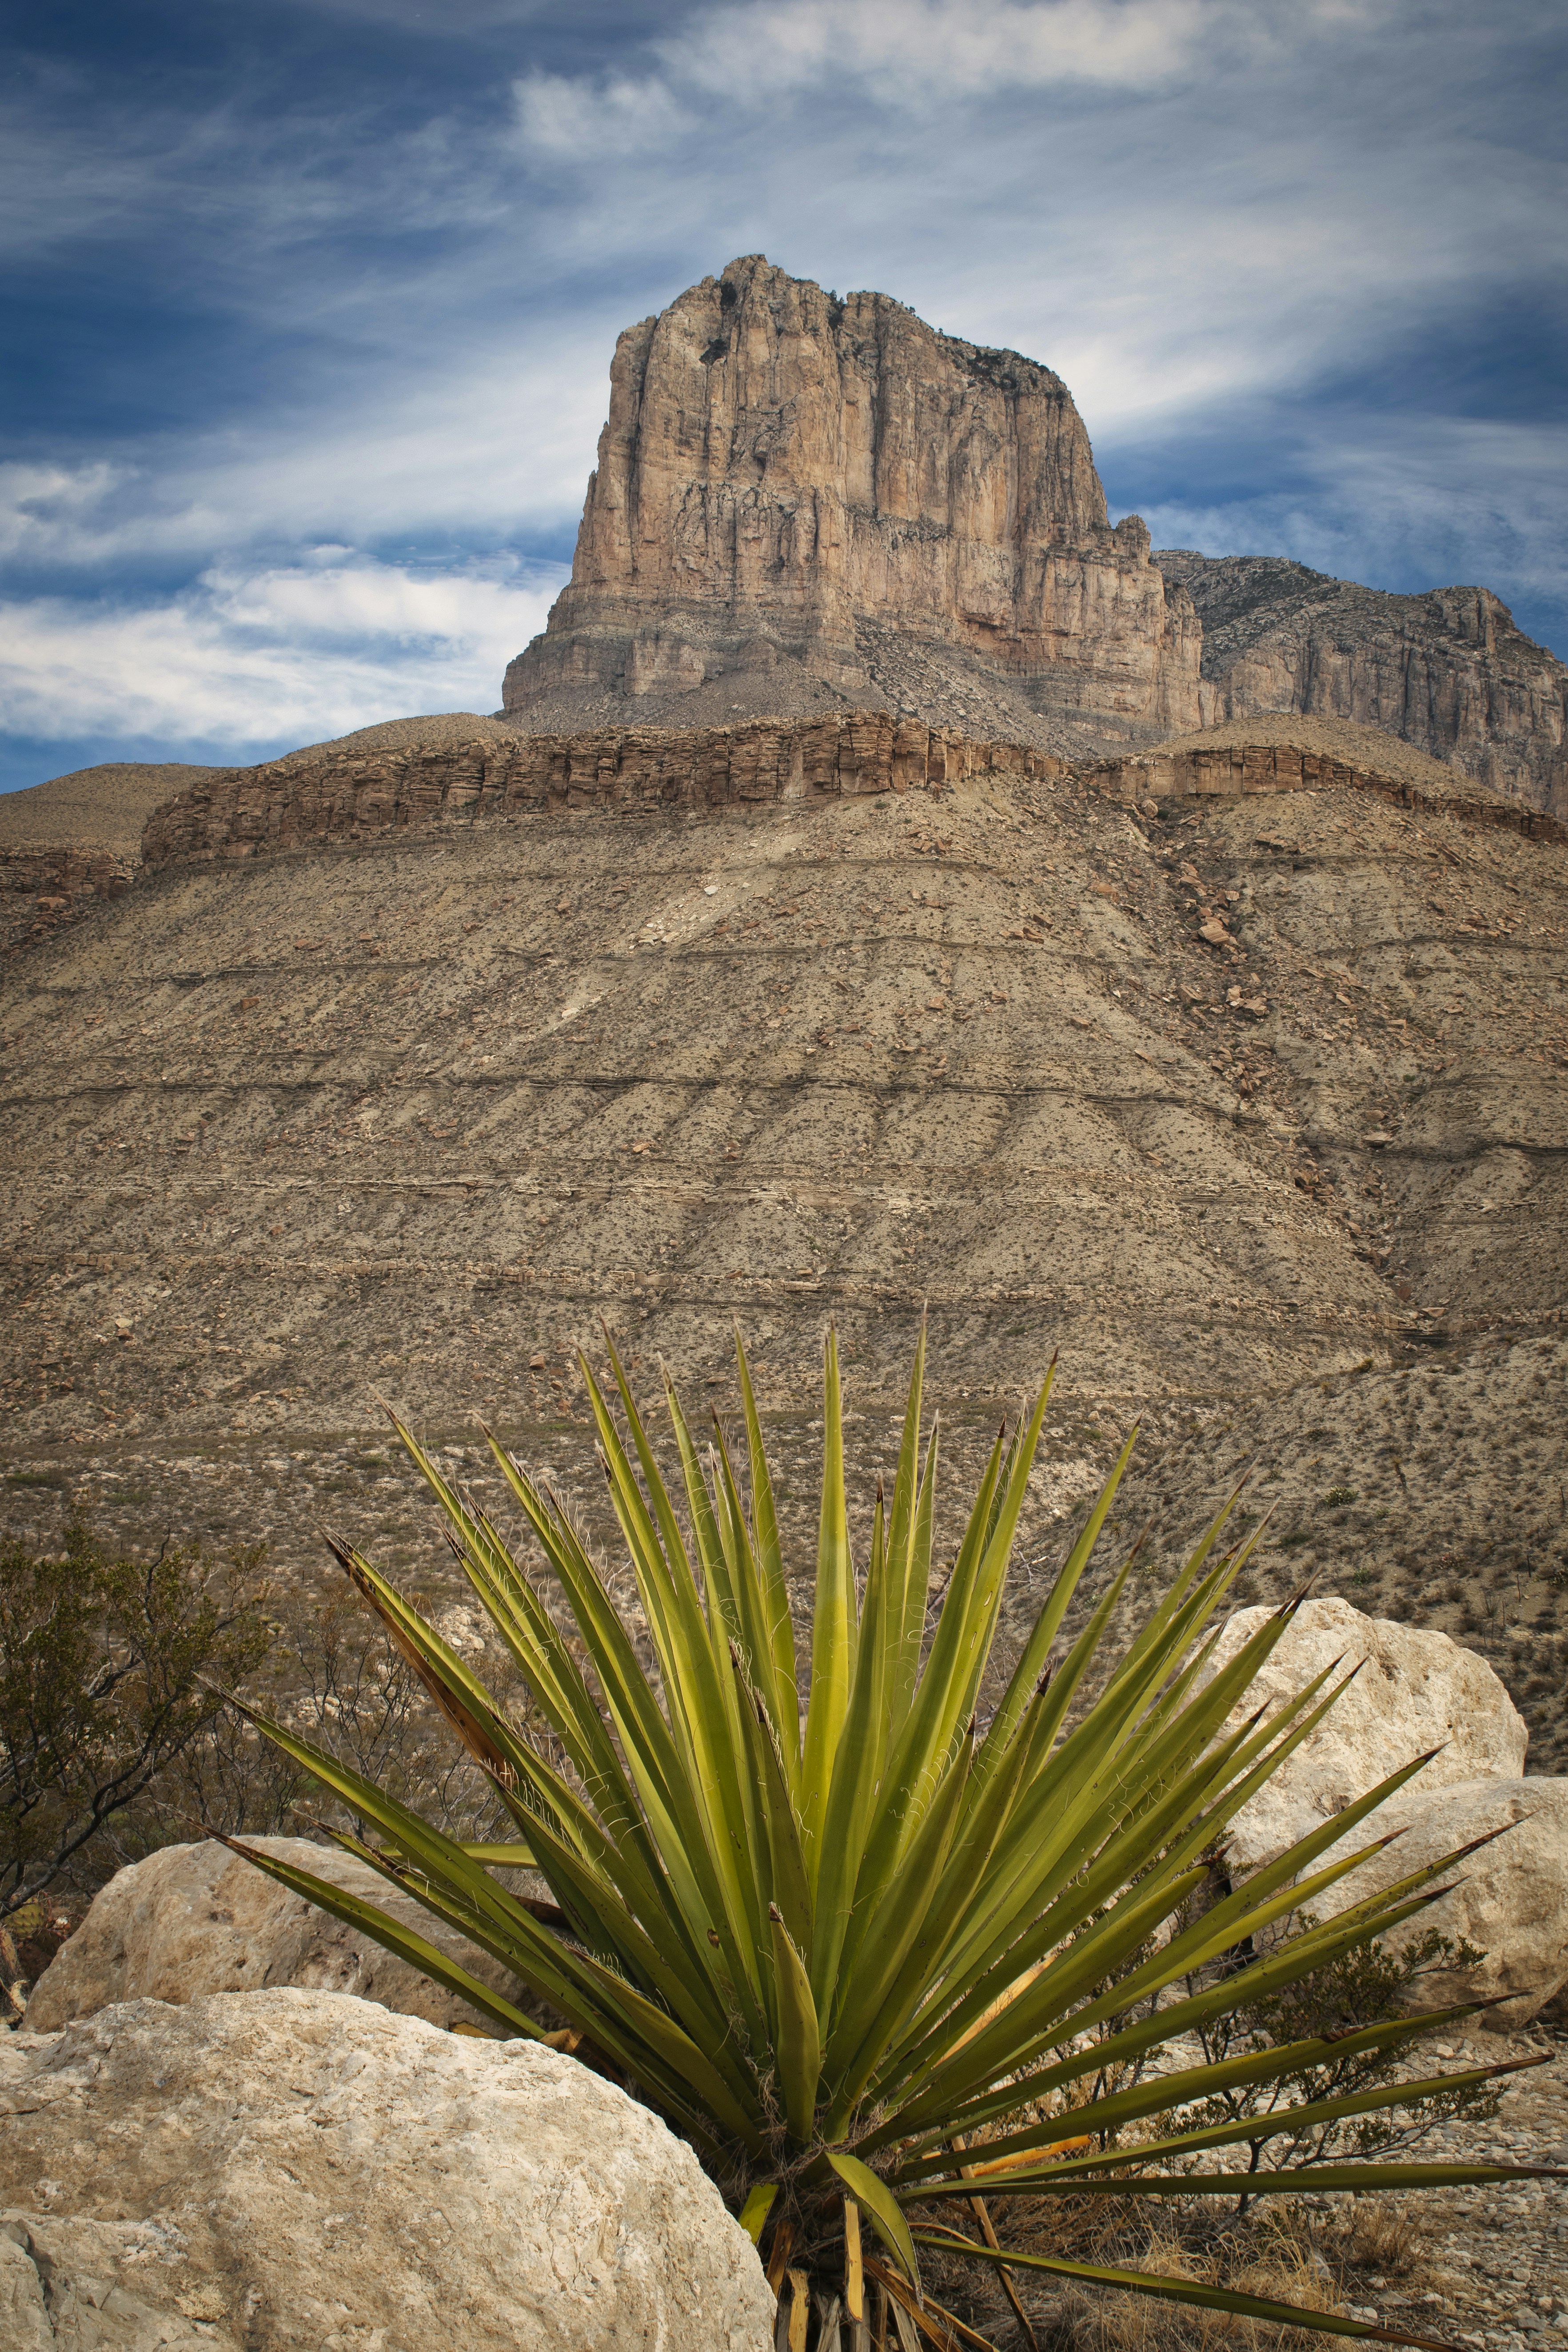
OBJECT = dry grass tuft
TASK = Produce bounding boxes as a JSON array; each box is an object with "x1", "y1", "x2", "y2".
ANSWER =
[
  {"x1": 1049, "y1": 2218, "x2": 1344, "y2": 2352},
  {"x1": 1335, "y1": 2197, "x2": 1424, "y2": 2281},
  {"x1": 921, "y1": 2193, "x2": 1417, "y2": 2352}
]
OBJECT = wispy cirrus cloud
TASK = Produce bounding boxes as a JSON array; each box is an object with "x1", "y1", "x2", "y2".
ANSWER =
[
  {"x1": 514, "y1": 72, "x2": 696, "y2": 158},
  {"x1": 1, "y1": 0, "x2": 1562, "y2": 795},
  {"x1": 657, "y1": 0, "x2": 1212, "y2": 100},
  {"x1": 512, "y1": 0, "x2": 1213, "y2": 150},
  {"x1": 0, "y1": 556, "x2": 563, "y2": 749}
]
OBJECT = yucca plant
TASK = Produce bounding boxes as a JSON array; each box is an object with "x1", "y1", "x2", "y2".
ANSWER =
[{"x1": 227, "y1": 1331, "x2": 1554, "y2": 2352}]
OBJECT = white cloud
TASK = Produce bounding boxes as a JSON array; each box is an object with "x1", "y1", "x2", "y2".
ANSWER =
[
  {"x1": 0, "y1": 317, "x2": 610, "y2": 577},
  {"x1": 491, "y1": 5, "x2": 1564, "y2": 480},
  {"x1": 0, "y1": 463, "x2": 142, "y2": 565},
  {"x1": 0, "y1": 558, "x2": 566, "y2": 748},
  {"x1": 513, "y1": 72, "x2": 693, "y2": 159},
  {"x1": 511, "y1": 0, "x2": 1211, "y2": 163},
  {"x1": 661, "y1": 0, "x2": 1209, "y2": 103}
]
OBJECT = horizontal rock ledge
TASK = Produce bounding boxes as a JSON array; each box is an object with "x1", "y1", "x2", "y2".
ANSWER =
[{"x1": 137, "y1": 718, "x2": 1566, "y2": 876}]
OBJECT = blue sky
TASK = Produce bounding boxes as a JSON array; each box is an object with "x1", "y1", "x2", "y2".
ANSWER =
[{"x1": 3, "y1": 0, "x2": 1564, "y2": 794}]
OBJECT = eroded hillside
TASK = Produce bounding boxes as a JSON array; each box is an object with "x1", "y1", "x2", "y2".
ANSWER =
[
  {"x1": 2, "y1": 747, "x2": 1564, "y2": 1746},
  {"x1": 1157, "y1": 548, "x2": 1568, "y2": 819}
]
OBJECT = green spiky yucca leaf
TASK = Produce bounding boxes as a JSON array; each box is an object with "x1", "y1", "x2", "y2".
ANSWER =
[{"x1": 226, "y1": 1330, "x2": 1556, "y2": 2352}]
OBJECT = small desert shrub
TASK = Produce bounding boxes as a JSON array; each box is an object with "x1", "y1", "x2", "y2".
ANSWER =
[
  {"x1": 172, "y1": 1586, "x2": 532, "y2": 1853},
  {"x1": 1179, "y1": 1913, "x2": 1496, "y2": 2192},
  {"x1": 0, "y1": 1521, "x2": 267, "y2": 1926},
  {"x1": 0, "y1": 1527, "x2": 521, "y2": 1976}
]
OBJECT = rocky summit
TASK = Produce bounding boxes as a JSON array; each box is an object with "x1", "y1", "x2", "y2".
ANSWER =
[
  {"x1": 504, "y1": 253, "x2": 1201, "y2": 754},
  {"x1": 499, "y1": 254, "x2": 1566, "y2": 819}
]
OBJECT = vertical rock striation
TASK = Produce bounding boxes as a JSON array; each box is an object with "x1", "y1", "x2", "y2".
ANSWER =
[
  {"x1": 1158, "y1": 550, "x2": 1568, "y2": 820},
  {"x1": 506, "y1": 255, "x2": 1201, "y2": 749}
]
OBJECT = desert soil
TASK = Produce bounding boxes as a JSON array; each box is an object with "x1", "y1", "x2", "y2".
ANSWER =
[
  {"x1": 1, "y1": 744, "x2": 1565, "y2": 1756},
  {"x1": 0, "y1": 761, "x2": 227, "y2": 856}
]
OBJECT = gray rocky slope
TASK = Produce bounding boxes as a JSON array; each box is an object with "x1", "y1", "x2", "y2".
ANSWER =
[
  {"x1": 1158, "y1": 550, "x2": 1568, "y2": 821},
  {"x1": 2, "y1": 741, "x2": 1566, "y2": 1757}
]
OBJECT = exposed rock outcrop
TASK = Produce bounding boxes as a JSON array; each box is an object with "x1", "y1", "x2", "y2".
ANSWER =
[
  {"x1": 136, "y1": 715, "x2": 1560, "y2": 879},
  {"x1": 1083, "y1": 737, "x2": 1561, "y2": 843},
  {"x1": 1199, "y1": 1597, "x2": 1528, "y2": 1875},
  {"x1": 1157, "y1": 551, "x2": 1568, "y2": 821},
  {"x1": 0, "y1": 847, "x2": 136, "y2": 957},
  {"x1": 140, "y1": 713, "x2": 1061, "y2": 868},
  {"x1": 505, "y1": 254, "x2": 1201, "y2": 751},
  {"x1": 0, "y1": 762, "x2": 222, "y2": 859},
  {"x1": 24, "y1": 1837, "x2": 535, "y2": 2036},
  {"x1": 0, "y1": 1990, "x2": 774, "y2": 2350}
]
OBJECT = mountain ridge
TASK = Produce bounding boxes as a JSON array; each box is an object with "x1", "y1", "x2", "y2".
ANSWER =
[{"x1": 1157, "y1": 548, "x2": 1568, "y2": 819}]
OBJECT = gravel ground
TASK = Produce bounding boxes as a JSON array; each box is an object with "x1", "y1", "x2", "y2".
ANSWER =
[
  {"x1": 1282, "y1": 2027, "x2": 1568, "y2": 2348},
  {"x1": 269, "y1": 712, "x2": 525, "y2": 762}
]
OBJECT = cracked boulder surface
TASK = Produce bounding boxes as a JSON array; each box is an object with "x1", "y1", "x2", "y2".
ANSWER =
[{"x1": 0, "y1": 764, "x2": 1565, "y2": 1742}]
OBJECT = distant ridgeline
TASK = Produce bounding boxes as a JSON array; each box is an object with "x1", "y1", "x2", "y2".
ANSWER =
[{"x1": 1158, "y1": 551, "x2": 1568, "y2": 822}]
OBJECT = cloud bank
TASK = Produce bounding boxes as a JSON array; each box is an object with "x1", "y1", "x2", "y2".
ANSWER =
[
  {"x1": 2, "y1": 0, "x2": 1563, "y2": 791},
  {"x1": 0, "y1": 558, "x2": 563, "y2": 751}
]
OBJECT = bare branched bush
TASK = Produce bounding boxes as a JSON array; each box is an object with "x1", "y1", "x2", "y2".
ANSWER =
[
  {"x1": 0, "y1": 1523, "x2": 541, "y2": 2007},
  {"x1": 0, "y1": 1521, "x2": 267, "y2": 1926}
]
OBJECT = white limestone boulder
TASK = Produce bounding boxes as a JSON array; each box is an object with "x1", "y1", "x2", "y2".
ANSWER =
[
  {"x1": 25, "y1": 1836, "x2": 531, "y2": 2035},
  {"x1": 1311, "y1": 1776, "x2": 1568, "y2": 2030},
  {"x1": 1201, "y1": 1596, "x2": 1526, "y2": 1872},
  {"x1": 0, "y1": 1988, "x2": 774, "y2": 2351}
]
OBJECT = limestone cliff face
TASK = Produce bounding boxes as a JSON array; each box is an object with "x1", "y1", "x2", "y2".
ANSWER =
[
  {"x1": 1158, "y1": 551, "x2": 1568, "y2": 820},
  {"x1": 506, "y1": 255, "x2": 1201, "y2": 745}
]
